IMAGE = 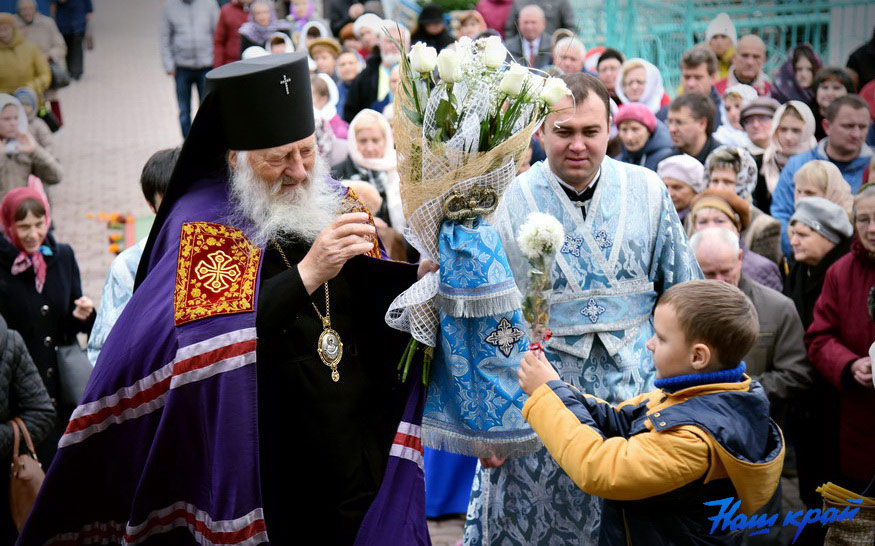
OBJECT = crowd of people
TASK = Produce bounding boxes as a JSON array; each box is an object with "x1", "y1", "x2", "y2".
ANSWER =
[{"x1": 0, "y1": 0, "x2": 874, "y2": 543}]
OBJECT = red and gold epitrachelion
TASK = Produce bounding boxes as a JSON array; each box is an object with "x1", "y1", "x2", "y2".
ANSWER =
[{"x1": 174, "y1": 222, "x2": 262, "y2": 326}]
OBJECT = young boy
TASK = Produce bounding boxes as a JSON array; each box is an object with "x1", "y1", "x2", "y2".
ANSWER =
[{"x1": 518, "y1": 280, "x2": 785, "y2": 544}]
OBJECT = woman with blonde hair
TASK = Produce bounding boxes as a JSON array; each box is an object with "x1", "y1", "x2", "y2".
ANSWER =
[{"x1": 793, "y1": 160, "x2": 853, "y2": 215}]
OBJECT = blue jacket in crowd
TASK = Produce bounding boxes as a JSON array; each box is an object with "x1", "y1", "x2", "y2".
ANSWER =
[
  {"x1": 770, "y1": 138, "x2": 873, "y2": 255},
  {"x1": 52, "y1": 0, "x2": 92, "y2": 34},
  {"x1": 614, "y1": 120, "x2": 674, "y2": 172}
]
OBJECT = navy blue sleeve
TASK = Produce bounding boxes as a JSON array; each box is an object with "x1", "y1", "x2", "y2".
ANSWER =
[{"x1": 546, "y1": 380, "x2": 647, "y2": 438}]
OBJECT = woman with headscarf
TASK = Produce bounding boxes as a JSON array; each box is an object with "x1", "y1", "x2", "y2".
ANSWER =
[
  {"x1": 762, "y1": 101, "x2": 817, "y2": 194},
  {"x1": 714, "y1": 83, "x2": 757, "y2": 147},
  {"x1": 457, "y1": 10, "x2": 487, "y2": 39},
  {"x1": 284, "y1": 0, "x2": 315, "y2": 35},
  {"x1": 772, "y1": 44, "x2": 822, "y2": 105},
  {"x1": 238, "y1": 0, "x2": 291, "y2": 57},
  {"x1": 296, "y1": 20, "x2": 331, "y2": 53},
  {"x1": 687, "y1": 188, "x2": 783, "y2": 291},
  {"x1": 12, "y1": 86, "x2": 53, "y2": 155},
  {"x1": 0, "y1": 13, "x2": 50, "y2": 96},
  {"x1": 411, "y1": 4, "x2": 454, "y2": 52},
  {"x1": 0, "y1": 94, "x2": 62, "y2": 198},
  {"x1": 657, "y1": 153, "x2": 705, "y2": 221},
  {"x1": 332, "y1": 109, "x2": 404, "y2": 230},
  {"x1": 703, "y1": 145, "x2": 784, "y2": 268},
  {"x1": 0, "y1": 187, "x2": 95, "y2": 467},
  {"x1": 615, "y1": 58, "x2": 670, "y2": 114},
  {"x1": 792, "y1": 159, "x2": 854, "y2": 215}
]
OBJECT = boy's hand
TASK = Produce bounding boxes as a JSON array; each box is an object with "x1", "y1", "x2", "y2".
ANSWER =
[{"x1": 518, "y1": 350, "x2": 560, "y2": 395}]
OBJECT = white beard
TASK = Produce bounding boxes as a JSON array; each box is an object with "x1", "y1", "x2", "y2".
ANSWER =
[{"x1": 228, "y1": 152, "x2": 341, "y2": 247}]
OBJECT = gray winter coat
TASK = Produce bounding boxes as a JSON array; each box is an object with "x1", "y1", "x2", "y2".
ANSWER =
[
  {"x1": 0, "y1": 315, "x2": 54, "y2": 460},
  {"x1": 160, "y1": 0, "x2": 219, "y2": 72}
]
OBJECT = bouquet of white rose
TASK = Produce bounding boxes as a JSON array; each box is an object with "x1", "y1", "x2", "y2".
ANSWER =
[{"x1": 385, "y1": 31, "x2": 571, "y2": 457}]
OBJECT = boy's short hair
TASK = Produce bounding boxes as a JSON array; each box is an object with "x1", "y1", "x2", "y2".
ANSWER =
[
  {"x1": 140, "y1": 147, "x2": 180, "y2": 211},
  {"x1": 657, "y1": 280, "x2": 759, "y2": 369}
]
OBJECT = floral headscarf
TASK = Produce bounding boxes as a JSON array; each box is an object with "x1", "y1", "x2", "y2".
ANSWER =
[
  {"x1": 238, "y1": 0, "x2": 291, "y2": 45},
  {"x1": 1, "y1": 187, "x2": 52, "y2": 293},
  {"x1": 703, "y1": 145, "x2": 759, "y2": 200}
]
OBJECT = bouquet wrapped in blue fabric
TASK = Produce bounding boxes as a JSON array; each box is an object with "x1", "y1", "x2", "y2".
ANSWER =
[{"x1": 386, "y1": 34, "x2": 570, "y2": 457}]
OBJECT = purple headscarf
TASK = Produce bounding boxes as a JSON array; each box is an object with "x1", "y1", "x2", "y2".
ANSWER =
[
  {"x1": 772, "y1": 44, "x2": 822, "y2": 104},
  {"x1": 238, "y1": 0, "x2": 291, "y2": 46}
]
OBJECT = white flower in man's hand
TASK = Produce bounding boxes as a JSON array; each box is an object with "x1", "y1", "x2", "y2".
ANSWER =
[
  {"x1": 408, "y1": 42, "x2": 437, "y2": 73},
  {"x1": 517, "y1": 212, "x2": 565, "y2": 260},
  {"x1": 437, "y1": 48, "x2": 462, "y2": 83},
  {"x1": 541, "y1": 77, "x2": 572, "y2": 107},
  {"x1": 482, "y1": 35, "x2": 507, "y2": 69},
  {"x1": 499, "y1": 63, "x2": 528, "y2": 97}
]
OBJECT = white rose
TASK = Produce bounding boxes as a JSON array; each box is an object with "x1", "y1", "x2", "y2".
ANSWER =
[
  {"x1": 482, "y1": 35, "x2": 507, "y2": 69},
  {"x1": 540, "y1": 77, "x2": 572, "y2": 107},
  {"x1": 437, "y1": 48, "x2": 462, "y2": 83},
  {"x1": 499, "y1": 63, "x2": 528, "y2": 97},
  {"x1": 408, "y1": 42, "x2": 437, "y2": 73}
]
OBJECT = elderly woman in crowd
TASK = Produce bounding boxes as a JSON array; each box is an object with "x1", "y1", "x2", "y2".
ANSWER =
[
  {"x1": 332, "y1": 109, "x2": 404, "y2": 230},
  {"x1": 0, "y1": 94, "x2": 62, "y2": 198},
  {"x1": 762, "y1": 101, "x2": 817, "y2": 194},
  {"x1": 703, "y1": 145, "x2": 783, "y2": 265},
  {"x1": 657, "y1": 153, "x2": 705, "y2": 221},
  {"x1": 308, "y1": 37, "x2": 341, "y2": 80},
  {"x1": 613, "y1": 102, "x2": 673, "y2": 171},
  {"x1": 783, "y1": 197, "x2": 853, "y2": 519},
  {"x1": 0, "y1": 188, "x2": 95, "y2": 467},
  {"x1": 811, "y1": 66, "x2": 856, "y2": 141},
  {"x1": 238, "y1": 0, "x2": 291, "y2": 56},
  {"x1": 0, "y1": 13, "x2": 50, "y2": 96},
  {"x1": 793, "y1": 159, "x2": 854, "y2": 215},
  {"x1": 772, "y1": 44, "x2": 822, "y2": 104},
  {"x1": 13, "y1": 86, "x2": 53, "y2": 155},
  {"x1": 687, "y1": 188, "x2": 783, "y2": 291},
  {"x1": 714, "y1": 83, "x2": 756, "y2": 147},
  {"x1": 805, "y1": 184, "x2": 875, "y2": 498},
  {"x1": 615, "y1": 58, "x2": 670, "y2": 114}
]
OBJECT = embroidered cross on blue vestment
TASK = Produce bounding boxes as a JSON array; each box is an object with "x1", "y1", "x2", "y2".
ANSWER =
[
  {"x1": 560, "y1": 235, "x2": 584, "y2": 257},
  {"x1": 485, "y1": 317, "x2": 525, "y2": 357},
  {"x1": 581, "y1": 298, "x2": 606, "y2": 324},
  {"x1": 594, "y1": 230, "x2": 613, "y2": 250}
]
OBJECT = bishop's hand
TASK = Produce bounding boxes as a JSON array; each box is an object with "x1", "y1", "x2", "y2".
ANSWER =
[{"x1": 297, "y1": 212, "x2": 376, "y2": 294}]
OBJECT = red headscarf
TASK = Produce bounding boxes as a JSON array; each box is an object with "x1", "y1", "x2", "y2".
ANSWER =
[{"x1": 1, "y1": 187, "x2": 52, "y2": 293}]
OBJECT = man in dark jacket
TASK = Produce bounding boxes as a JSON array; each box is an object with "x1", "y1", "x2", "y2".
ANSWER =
[
  {"x1": 667, "y1": 92, "x2": 721, "y2": 164},
  {"x1": 657, "y1": 47, "x2": 723, "y2": 130},
  {"x1": 343, "y1": 23, "x2": 406, "y2": 122},
  {"x1": 847, "y1": 26, "x2": 875, "y2": 89},
  {"x1": 328, "y1": 0, "x2": 364, "y2": 37},
  {"x1": 503, "y1": 4, "x2": 552, "y2": 70},
  {"x1": 692, "y1": 227, "x2": 812, "y2": 421},
  {"x1": 504, "y1": 0, "x2": 576, "y2": 40},
  {"x1": 51, "y1": 0, "x2": 91, "y2": 80}
]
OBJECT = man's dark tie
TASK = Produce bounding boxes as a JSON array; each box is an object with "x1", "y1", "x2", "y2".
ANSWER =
[{"x1": 560, "y1": 181, "x2": 598, "y2": 219}]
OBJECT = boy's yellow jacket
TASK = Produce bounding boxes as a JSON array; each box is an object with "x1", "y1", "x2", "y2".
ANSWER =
[{"x1": 523, "y1": 374, "x2": 784, "y2": 545}]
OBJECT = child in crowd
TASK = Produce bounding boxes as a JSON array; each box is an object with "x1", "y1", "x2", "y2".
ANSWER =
[
  {"x1": 518, "y1": 280, "x2": 785, "y2": 545},
  {"x1": 714, "y1": 84, "x2": 757, "y2": 147}
]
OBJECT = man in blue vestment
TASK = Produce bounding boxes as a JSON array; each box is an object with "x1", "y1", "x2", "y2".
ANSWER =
[{"x1": 464, "y1": 73, "x2": 703, "y2": 545}]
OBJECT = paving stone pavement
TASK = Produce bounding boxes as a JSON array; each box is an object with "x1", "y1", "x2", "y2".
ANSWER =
[{"x1": 49, "y1": 0, "x2": 182, "y2": 304}]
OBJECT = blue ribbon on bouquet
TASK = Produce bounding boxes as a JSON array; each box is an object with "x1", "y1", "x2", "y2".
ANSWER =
[{"x1": 423, "y1": 218, "x2": 539, "y2": 458}]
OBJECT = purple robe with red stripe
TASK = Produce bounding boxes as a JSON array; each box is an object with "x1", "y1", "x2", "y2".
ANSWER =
[{"x1": 18, "y1": 172, "x2": 430, "y2": 545}]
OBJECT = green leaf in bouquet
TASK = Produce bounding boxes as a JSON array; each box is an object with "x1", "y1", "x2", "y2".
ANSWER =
[{"x1": 401, "y1": 104, "x2": 423, "y2": 125}]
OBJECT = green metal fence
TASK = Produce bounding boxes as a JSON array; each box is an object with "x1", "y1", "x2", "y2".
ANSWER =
[{"x1": 572, "y1": 0, "x2": 875, "y2": 96}]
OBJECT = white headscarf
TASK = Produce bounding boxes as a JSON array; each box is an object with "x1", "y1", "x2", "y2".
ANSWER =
[
  {"x1": 347, "y1": 109, "x2": 404, "y2": 228},
  {"x1": 0, "y1": 94, "x2": 29, "y2": 155},
  {"x1": 266, "y1": 31, "x2": 294, "y2": 53},
  {"x1": 314, "y1": 72, "x2": 340, "y2": 122},
  {"x1": 297, "y1": 20, "x2": 330, "y2": 52},
  {"x1": 615, "y1": 58, "x2": 666, "y2": 114},
  {"x1": 762, "y1": 101, "x2": 817, "y2": 193},
  {"x1": 703, "y1": 145, "x2": 759, "y2": 201}
]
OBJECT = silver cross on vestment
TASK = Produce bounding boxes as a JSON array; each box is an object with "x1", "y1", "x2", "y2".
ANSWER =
[{"x1": 280, "y1": 75, "x2": 291, "y2": 95}]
